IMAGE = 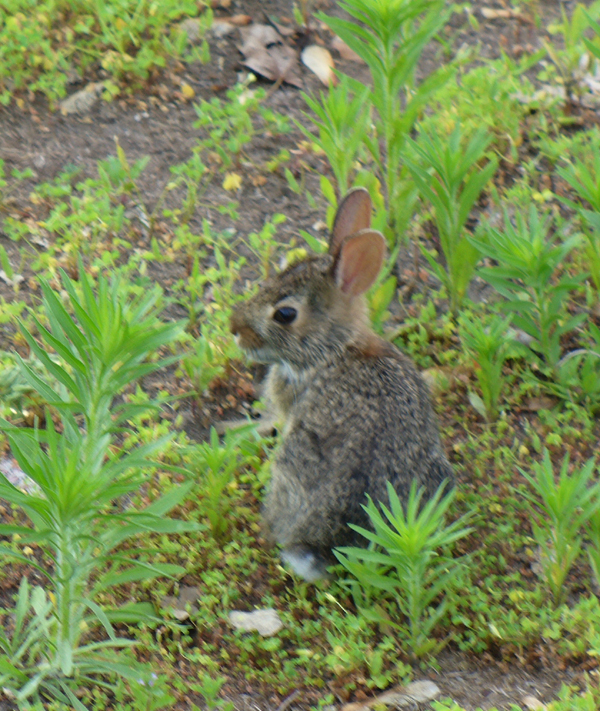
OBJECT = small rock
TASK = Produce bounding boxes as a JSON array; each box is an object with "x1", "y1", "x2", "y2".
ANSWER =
[
  {"x1": 0, "y1": 271, "x2": 24, "y2": 287},
  {"x1": 0, "y1": 457, "x2": 37, "y2": 494},
  {"x1": 211, "y1": 19, "x2": 237, "y2": 38},
  {"x1": 375, "y1": 681, "x2": 440, "y2": 707},
  {"x1": 161, "y1": 586, "x2": 201, "y2": 621},
  {"x1": 228, "y1": 608, "x2": 283, "y2": 637},
  {"x1": 60, "y1": 83, "x2": 104, "y2": 115},
  {"x1": 341, "y1": 680, "x2": 440, "y2": 711},
  {"x1": 522, "y1": 696, "x2": 546, "y2": 710}
]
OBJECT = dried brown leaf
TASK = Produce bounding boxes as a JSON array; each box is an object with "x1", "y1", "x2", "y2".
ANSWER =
[
  {"x1": 331, "y1": 35, "x2": 364, "y2": 63},
  {"x1": 240, "y1": 24, "x2": 281, "y2": 55},
  {"x1": 229, "y1": 14, "x2": 252, "y2": 26},
  {"x1": 481, "y1": 7, "x2": 522, "y2": 19},
  {"x1": 240, "y1": 24, "x2": 302, "y2": 87},
  {"x1": 301, "y1": 45, "x2": 336, "y2": 86}
]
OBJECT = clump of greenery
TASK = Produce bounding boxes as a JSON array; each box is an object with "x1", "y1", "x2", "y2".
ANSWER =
[
  {"x1": 471, "y1": 207, "x2": 586, "y2": 372},
  {"x1": 0, "y1": 266, "x2": 197, "y2": 706},
  {"x1": 407, "y1": 125, "x2": 497, "y2": 313},
  {"x1": 317, "y1": 0, "x2": 451, "y2": 247},
  {"x1": 0, "y1": 0, "x2": 212, "y2": 105},
  {"x1": 458, "y1": 312, "x2": 516, "y2": 422},
  {"x1": 335, "y1": 481, "x2": 473, "y2": 659},
  {"x1": 520, "y1": 451, "x2": 600, "y2": 604}
]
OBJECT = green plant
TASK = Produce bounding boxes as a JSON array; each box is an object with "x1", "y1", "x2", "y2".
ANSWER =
[
  {"x1": 418, "y1": 60, "x2": 542, "y2": 164},
  {"x1": 181, "y1": 329, "x2": 226, "y2": 401},
  {"x1": 520, "y1": 450, "x2": 600, "y2": 604},
  {"x1": 546, "y1": 683, "x2": 600, "y2": 711},
  {"x1": 406, "y1": 125, "x2": 497, "y2": 313},
  {"x1": 458, "y1": 313, "x2": 516, "y2": 422},
  {"x1": 587, "y1": 509, "x2": 600, "y2": 590},
  {"x1": 319, "y1": 0, "x2": 451, "y2": 246},
  {"x1": 557, "y1": 147, "x2": 600, "y2": 294},
  {"x1": 549, "y1": 324, "x2": 600, "y2": 411},
  {"x1": 192, "y1": 425, "x2": 257, "y2": 542},
  {"x1": 542, "y1": 2, "x2": 600, "y2": 106},
  {"x1": 335, "y1": 481, "x2": 473, "y2": 659},
  {"x1": 0, "y1": 0, "x2": 211, "y2": 106},
  {"x1": 193, "y1": 79, "x2": 290, "y2": 170},
  {"x1": 192, "y1": 672, "x2": 234, "y2": 711},
  {"x1": 113, "y1": 672, "x2": 176, "y2": 711},
  {"x1": 0, "y1": 266, "x2": 197, "y2": 705},
  {"x1": 471, "y1": 206, "x2": 586, "y2": 371},
  {"x1": 300, "y1": 75, "x2": 371, "y2": 197}
]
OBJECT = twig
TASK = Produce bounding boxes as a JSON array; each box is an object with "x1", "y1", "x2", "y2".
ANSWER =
[{"x1": 275, "y1": 690, "x2": 302, "y2": 711}]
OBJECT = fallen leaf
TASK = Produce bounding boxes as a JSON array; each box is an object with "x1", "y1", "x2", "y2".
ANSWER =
[
  {"x1": 331, "y1": 35, "x2": 364, "y2": 63},
  {"x1": 229, "y1": 14, "x2": 252, "y2": 26},
  {"x1": 180, "y1": 82, "x2": 195, "y2": 100},
  {"x1": 481, "y1": 7, "x2": 522, "y2": 19},
  {"x1": 523, "y1": 396, "x2": 555, "y2": 412},
  {"x1": 522, "y1": 696, "x2": 546, "y2": 710},
  {"x1": 0, "y1": 457, "x2": 37, "y2": 494},
  {"x1": 239, "y1": 24, "x2": 302, "y2": 87},
  {"x1": 223, "y1": 172, "x2": 242, "y2": 191},
  {"x1": 269, "y1": 18, "x2": 297, "y2": 37},
  {"x1": 228, "y1": 609, "x2": 283, "y2": 636},
  {"x1": 341, "y1": 681, "x2": 440, "y2": 711},
  {"x1": 240, "y1": 24, "x2": 280, "y2": 54},
  {"x1": 301, "y1": 45, "x2": 336, "y2": 86}
]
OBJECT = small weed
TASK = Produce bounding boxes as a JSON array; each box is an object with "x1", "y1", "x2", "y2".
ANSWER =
[
  {"x1": 319, "y1": 0, "x2": 451, "y2": 246},
  {"x1": 520, "y1": 450, "x2": 600, "y2": 604},
  {"x1": 335, "y1": 481, "x2": 473, "y2": 660},
  {"x1": 458, "y1": 312, "x2": 517, "y2": 422},
  {"x1": 407, "y1": 125, "x2": 497, "y2": 313},
  {"x1": 300, "y1": 75, "x2": 371, "y2": 196},
  {"x1": 471, "y1": 206, "x2": 586, "y2": 372}
]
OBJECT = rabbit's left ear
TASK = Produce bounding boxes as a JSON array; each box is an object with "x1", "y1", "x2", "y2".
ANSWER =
[
  {"x1": 329, "y1": 188, "x2": 372, "y2": 258},
  {"x1": 334, "y1": 229, "x2": 386, "y2": 296}
]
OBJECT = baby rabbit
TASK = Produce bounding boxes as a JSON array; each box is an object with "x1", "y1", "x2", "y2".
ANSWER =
[{"x1": 230, "y1": 189, "x2": 453, "y2": 581}]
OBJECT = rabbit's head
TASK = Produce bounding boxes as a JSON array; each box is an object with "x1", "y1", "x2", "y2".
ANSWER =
[{"x1": 230, "y1": 189, "x2": 386, "y2": 370}]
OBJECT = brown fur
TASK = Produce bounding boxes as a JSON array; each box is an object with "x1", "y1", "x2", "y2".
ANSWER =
[{"x1": 230, "y1": 189, "x2": 453, "y2": 575}]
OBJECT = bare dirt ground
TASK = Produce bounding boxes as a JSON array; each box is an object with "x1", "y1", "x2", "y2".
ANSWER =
[{"x1": 0, "y1": 0, "x2": 594, "y2": 708}]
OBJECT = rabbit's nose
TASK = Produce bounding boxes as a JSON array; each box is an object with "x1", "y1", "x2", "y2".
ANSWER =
[
  {"x1": 229, "y1": 312, "x2": 242, "y2": 335},
  {"x1": 230, "y1": 314, "x2": 264, "y2": 349}
]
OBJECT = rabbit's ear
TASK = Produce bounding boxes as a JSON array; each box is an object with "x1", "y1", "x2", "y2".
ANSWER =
[
  {"x1": 329, "y1": 188, "x2": 372, "y2": 257},
  {"x1": 335, "y1": 229, "x2": 386, "y2": 296}
]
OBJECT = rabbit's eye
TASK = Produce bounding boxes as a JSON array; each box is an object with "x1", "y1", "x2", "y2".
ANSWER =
[{"x1": 273, "y1": 306, "x2": 297, "y2": 325}]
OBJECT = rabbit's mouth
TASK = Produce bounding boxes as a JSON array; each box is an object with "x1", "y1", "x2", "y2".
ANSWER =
[{"x1": 242, "y1": 345, "x2": 280, "y2": 364}]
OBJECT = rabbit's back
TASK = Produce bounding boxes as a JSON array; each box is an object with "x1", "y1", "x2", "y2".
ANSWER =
[{"x1": 264, "y1": 336, "x2": 453, "y2": 556}]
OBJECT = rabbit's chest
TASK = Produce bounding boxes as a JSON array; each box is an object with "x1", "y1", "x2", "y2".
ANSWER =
[{"x1": 265, "y1": 363, "x2": 315, "y2": 421}]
